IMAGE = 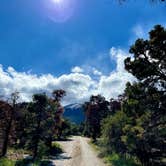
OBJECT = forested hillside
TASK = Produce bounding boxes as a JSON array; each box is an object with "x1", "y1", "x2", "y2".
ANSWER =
[{"x1": 64, "y1": 104, "x2": 85, "y2": 124}]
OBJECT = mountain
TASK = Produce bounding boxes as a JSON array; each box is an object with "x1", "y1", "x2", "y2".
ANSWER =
[{"x1": 63, "y1": 103, "x2": 85, "y2": 124}]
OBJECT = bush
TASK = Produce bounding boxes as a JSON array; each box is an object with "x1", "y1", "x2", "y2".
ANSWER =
[
  {"x1": 15, "y1": 158, "x2": 52, "y2": 166},
  {"x1": 90, "y1": 138, "x2": 140, "y2": 166},
  {"x1": 50, "y1": 142, "x2": 63, "y2": 155},
  {"x1": 7, "y1": 148, "x2": 29, "y2": 161},
  {"x1": 104, "y1": 153, "x2": 140, "y2": 166},
  {"x1": 37, "y1": 142, "x2": 49, "y2": 159},
  {"x1": 0, "y1": 158, "x2": 15, "y2": 166},
  {"x1": 101, "y1": 111, "x2": 129, "y2": 154},
  {"x1": 15, "y1": 158, "x2": 31, "y2": 166}
]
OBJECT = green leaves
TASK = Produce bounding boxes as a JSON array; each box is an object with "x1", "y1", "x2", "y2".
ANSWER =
[
  {"x1": 100, "y1": 25, "x2": 166, "y2": 166},
  {"x1": 101, "y1": 111, "x2": 129, "y2": 154},
  {"x1": 125, "y1": 25, "x2": 166, "y2": 87},
  {"x1": 83, "y1": 95, "x2": 110, "y2": 141}
]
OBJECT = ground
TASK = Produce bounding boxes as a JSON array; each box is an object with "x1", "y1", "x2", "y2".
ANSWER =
[{"x1": 51, "y1": 136, "x2": 106, "y2": 166}]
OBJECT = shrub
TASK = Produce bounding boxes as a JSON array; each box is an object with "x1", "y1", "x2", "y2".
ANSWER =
[
  {"x1": 0, "y1": 158, "x2": 15, "y2": 166},
  {"x1": 50, "y1": 142, "x2": 63, "y2": 155},
  {"x1": 104, "y1": 153, "x2": 140, "y2": 166},
  {"x1": 15, "y1": 158, "x2": 52, "y2": 166},
  {"x1": 37, "y1": 142, "x2": 49, "y2": 159}
]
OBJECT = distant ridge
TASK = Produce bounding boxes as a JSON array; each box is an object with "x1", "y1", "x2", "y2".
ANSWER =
[{"x1": 63, "y1": 103, "x2": 85, "y2": 124}]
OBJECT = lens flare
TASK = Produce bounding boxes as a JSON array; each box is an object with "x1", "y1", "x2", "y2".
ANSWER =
[
  {"x1": 44, "y1": 0, "x2": 77, "y2": 23},
  {"x1": 52, "y1": 0, "x2": 62, "y2": 4}
]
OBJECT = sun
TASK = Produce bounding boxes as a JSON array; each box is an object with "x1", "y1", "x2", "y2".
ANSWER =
[
  {"x1": 46, "y1": 0, "x2": 76, "y2": 23},
  {"x1": 52, "y1": 0, "x2": 62, "y2": 3}
]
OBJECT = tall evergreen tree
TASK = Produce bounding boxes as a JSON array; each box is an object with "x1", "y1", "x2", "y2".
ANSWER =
[
  {"x1": 0, "y1": 92, "x2": 19, "y2": 157},
  {"x1": 26, "y1": 93, "x2": 50, "y2": 160},
  {"x1": 83, "y1": 95, "x2": 110, "y2": 141},
  {"x1": 123, "y1": 25, "x2": 166, "y2": 165}
]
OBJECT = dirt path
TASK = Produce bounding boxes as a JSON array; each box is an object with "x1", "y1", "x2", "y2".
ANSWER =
[{"x1": 51, "y1": 136, "x2": 106, "y2": 166}]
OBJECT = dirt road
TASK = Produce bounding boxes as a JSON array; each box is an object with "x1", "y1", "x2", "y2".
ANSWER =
[{"x1": 51, "y1": 136, "x2": 106, "y2": 166}]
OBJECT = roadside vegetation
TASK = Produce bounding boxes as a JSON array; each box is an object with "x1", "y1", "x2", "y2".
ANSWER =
[
  {"x1": 0, "y1": 158, "x2": 16, "y2": 166},
  {"x1": 0, "y1": 90, "x2": 66, "y2": 165},
  {"x1": 83, "y1": 25, "x2": 166, "y2": 166}
]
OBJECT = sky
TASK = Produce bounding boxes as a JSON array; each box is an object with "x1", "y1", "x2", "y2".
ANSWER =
[{"x1": 0, "y1": 0, "x2": 165, "y2": 105}]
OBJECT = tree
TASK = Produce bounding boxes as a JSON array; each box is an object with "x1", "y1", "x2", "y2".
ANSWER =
[
  {"x1": 25, "y1": 90, "x2": 66, "y2": 159},
  {"x1": 0, "y1": 100, "x2": 12, "y2": 157},
  {"x1": 124, "y1": 25, "x2": 166, "y2": 165},
  {"x1": 26, "y1": 93, "x2": 50, "y2": 160},
  {"x1": 110, "y1": 98, "x2": 121, "y2": 114},
  {"x1": 83, "y1": 95, "x2": 110, "y2": 141},
  {"x1": 100, "y1": 25, "x2": 165, "y2": 166},
  {"x1": 14, "y1": 102, "x2": 29, "y2": 148},
  {"x1": 0, "y1": 92, "x2": 19, "y2": 157},
  {"x1": 125, "y1": 25, "x2": 166, "y2": 89},
  {"x1": 51, "y1": 90, "x2": 66, "y2": 140},
  {"x1": 121, "y1": 82, "x2": 165, "y2": 166},
  {"x1": 52, "y1": 90, "x2": 66, "y2": 102},
  {"x1": 116, "y1": 0, "x2": 165, "y2": 3},
  {"x1": 101, "y1": 110, "x2": 129, "y2": 155},
  {"x1": 57, "y1": 119, "x2": 81, "y2": 139},
  {"x1": 44, "y1": 90, "x2": 65, "y2": 151}
]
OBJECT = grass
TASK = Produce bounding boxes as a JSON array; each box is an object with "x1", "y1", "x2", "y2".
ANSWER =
[
  {"x1": 0, "y1": 158, "x2": 16, "y2": 166},
  {"x1": 0, "y1": 142, "x2": 62, "y2": 166},
  {"x1": 50, "y1": 142, "x2": 63, "y2": 155},
  {"x1": 15, "y1": 159, "x2": 52, "y2": 166},
  {"x1": 0, "y1": 157, "x2": 52, "y2": 166},
  {"x1": 104, "y1": 153, "x2": 140, "y2": 166},
  {"x1": 0, "y1": 142, "x2": 63, "y2": 166},
  {"x1": 89, "y1": 139, "x2": 141, "y2": 166},
  {"x1": 7, "y1": 148, "x2": 30, "y2": 160},
  {"x1": 89, "y1": 140, "x2": 100, "y2": 151}
]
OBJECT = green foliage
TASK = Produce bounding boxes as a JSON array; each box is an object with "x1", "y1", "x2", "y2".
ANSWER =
[
  {"x1": 117, "y1": 0, "x2": 165, "y2": 3},
  {"x1": 50, "y1": 142, "x2": 63, "y2": 155},
  {"x1": 124, "y1": 25, "x2": 166, "y2": 166},
  {"x1": 90, "y1": 140, "x2": 140, "y2": 166},
  {"x1": 37, "y1": 143, "x2": 49, "y2": 159},
  {"x1": 0, "y1": 25, "x2": 165, "y2": 166},
  {"x1": 56, "y1": 118, "x2": 83, "y2": 139},
  {"x1": 0, "y1": 92, "x2": 20, "y2": 157},
  {"x1": 25, "y1": 91, "x2": 65, "y2": 160},
  {"x1": 68, "y1": 122, "x2": 85, "y2": 136},
  {"x1": 104, "y1": 153, "x2": 140, "y2": 166},
  {"x1": 125, "y1": 25, "x2": 166, "y2": 88},
  {"x1": 15, "y1": 159, "x2": 52, "y2": 166},
  {"x1": 100, "y1": 25, "x2": 166, "y2": 166},
  {"x1": 57, "y1": 119, "x2": 73, "y2": 138},
  {"x1": 0, "y1": 89, "x2": 65, "y2": 161},
  {"x1": 0, "y1": 158, "x2": 15, "y2": 166},
  {"x1": 25, "y1": 94, "x2": 50, "y2": 160},
  {"x1": 83, "y1": 95, "x2": 110, "y2": 141},
  {"x1": 101, "y1": 111, "x2": 129, "y2": 154}
]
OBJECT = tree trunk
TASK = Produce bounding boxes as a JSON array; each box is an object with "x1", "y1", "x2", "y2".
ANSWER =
[
  {"x1": 46, "y1": 137, "x2": 52, "y2": 154},
  {"x1": 1, "y1": 111, "x2": 13, "y2": 157},
  {"x1": 32, "y1": 116, "x2": 41, "y2": 160},
  {"x1": 32, "y1": 140, "x2": 38, "y2": 161}
]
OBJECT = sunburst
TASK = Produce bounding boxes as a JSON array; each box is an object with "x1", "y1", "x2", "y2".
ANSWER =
[{"x1": 52, "y1": 0, "x2": 62, "y2": 4}]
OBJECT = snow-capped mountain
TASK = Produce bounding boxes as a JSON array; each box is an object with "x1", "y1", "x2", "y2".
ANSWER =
[{"x1": 64, "y1": 103, "x2": 85, "y2": 124}]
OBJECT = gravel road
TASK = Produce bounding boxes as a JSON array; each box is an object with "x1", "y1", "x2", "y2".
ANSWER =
[{"x1": 51, "y1": 136, "x2": 106, "y2": 166}]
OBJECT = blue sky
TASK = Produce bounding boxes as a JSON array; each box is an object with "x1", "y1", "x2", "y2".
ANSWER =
[{"x1": 0, "y1": 0, "x2": 165, "y2": 104}]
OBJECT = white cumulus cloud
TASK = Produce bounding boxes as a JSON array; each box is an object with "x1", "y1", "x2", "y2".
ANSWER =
[
  {"x1": 71, "y1": 66, "x2": 84, "y2": 73},
  {"x1": 0, "y1": 48, "x2": 136, "y2": 105},
  {"x1": 97, "y1": 47, "x2": 136, "y2": 99},
  {"x1": 132, "y1": 24, "x2": 145, "y2": 38},
  {"x1": 92, "y1": 68, "x2": 102, "y2": 76}
]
